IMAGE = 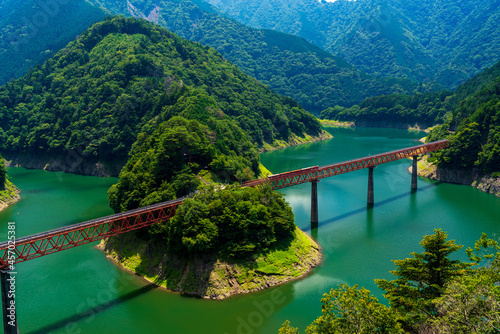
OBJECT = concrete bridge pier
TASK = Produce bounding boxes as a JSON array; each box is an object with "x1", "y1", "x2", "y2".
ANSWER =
[
  {"x1": 367, "y1": 167, "x2": 375, "y2": 205},
  {"x1": 1, "y1": 270, "x2": 19, "y2": 334},
  {"x1": 411, "y1": 156, "x2": 418, "y2": 190},
  {"x1": 311, "y1": 179, "x2": 319, "y2": 229}
]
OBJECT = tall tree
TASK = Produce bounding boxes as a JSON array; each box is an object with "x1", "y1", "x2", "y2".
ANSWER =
[
  {"x1": 375, "y1": 229, "x2": 472, "y2": 331},
  {"x1": 304, "y1": 284, "x2": 403, "y2": 334}
]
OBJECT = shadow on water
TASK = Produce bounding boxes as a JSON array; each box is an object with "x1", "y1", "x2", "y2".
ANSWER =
[
  {"x1": 303, "y1": 183, "x2": 440, "y2": 233},
  {"x1": 27, "y1": 283, "x2": 159, "y2": 334}
]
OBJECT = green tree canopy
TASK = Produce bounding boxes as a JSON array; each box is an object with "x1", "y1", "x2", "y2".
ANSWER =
[
  {"x1": 0, "y1": 154, "x2": 6, "y2": 190},
  {"x1": 305, "y1": 284, "x2": 403, "y2": 334},
  {"x1": 151, "y1": 184, "x2": 295, "y2": 260},
  {"x1": 374, "y1": 229, "x2": 472, "y2": 330}
]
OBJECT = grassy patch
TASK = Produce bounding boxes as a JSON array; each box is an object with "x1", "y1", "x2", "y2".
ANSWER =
[
  {"x1": 258, "y1": 163, "x2": 273, "y2": 177},
  {"x1": 0, "y1": 180, "x2": 20, "y2": 208},
  {"x1": 320, "y1": 119, "x2": 354, "y2": 127},
  {"x1": 103, "y1": 226, "x2": 321, "y2": 299}
]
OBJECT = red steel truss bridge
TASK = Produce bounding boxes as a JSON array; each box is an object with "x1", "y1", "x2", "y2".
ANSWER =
[
  {"x1": 0, "y1": 139, "x2": 447, "y2": 333},
  {"x1": 242, "y1": 139, "x2": 448, "y2": 189},
  {"x1": 0, "y1": 140, "x2": 447, "y2": 269}
]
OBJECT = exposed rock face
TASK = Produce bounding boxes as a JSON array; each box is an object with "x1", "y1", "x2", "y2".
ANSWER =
[
  {"x1": 3, "y1": 132, "x2": 332, "y2": 177},
  {"x1": 4, "y1": 153, "x2": 124, "y2": 177},
  {"x1": 415, "y1": 159, "x2": 500, "y2": 197},
  {"x1": 472, "y1": 175, "x2": 500, "y2": 196},
  {"x1": 0, "y1": 182, "x2": 21, "y2": 212},
  {"x1": 355, "y1": 120, "x2": 433, "y2": 130},
  {"x1": 99, "y1": 228, "x2": 322, "y2": 300}
]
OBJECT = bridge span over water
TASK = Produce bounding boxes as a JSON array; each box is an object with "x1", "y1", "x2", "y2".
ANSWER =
[{"x1": 0, "y1": 139, "x2": 447, "y2": 333}]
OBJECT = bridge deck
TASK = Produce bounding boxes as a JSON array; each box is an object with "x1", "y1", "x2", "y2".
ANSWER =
[{"x1": 0, "y1": 140, "x2": 447, "y2": 268}]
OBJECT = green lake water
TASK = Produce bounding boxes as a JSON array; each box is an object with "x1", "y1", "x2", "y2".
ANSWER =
[{"x1": 1, "y1": 126, "x2": 499, "y2": 333}]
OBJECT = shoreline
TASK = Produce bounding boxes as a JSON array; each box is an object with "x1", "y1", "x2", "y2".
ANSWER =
[
  {"x1": 98, "y1": 227, "x2": 322, "y2": 300},
  {"x1": 4, "y1": 130, "x2": 333, "y2": 177},
  {"x1": 411, "y1": 157, "x2": 500, "y2": 198},
  {"x1": 0, "y1": 181, "x2": 21, "y2": 212},
  {"x1": 259, "y1": 129, "x2": 333, "y2": 153}
]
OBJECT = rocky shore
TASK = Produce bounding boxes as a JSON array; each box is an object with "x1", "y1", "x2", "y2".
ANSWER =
[
  {"x1": 413, "y1": 158, "x2": 500, "y2": 197},
  {"x1": 0, "y1": 180, "x2": 21, "y2": 212},
  {"x1": 4, "y1": 131, "x2": 332, "y2": 177},
  {"x1": 98, "y1": 227, "x2": 322, "y2": 300}
]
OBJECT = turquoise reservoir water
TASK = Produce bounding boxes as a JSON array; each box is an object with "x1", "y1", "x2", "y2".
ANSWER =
[{"x1": 1, "y1": 126, "x2": 499, "y2": 333}]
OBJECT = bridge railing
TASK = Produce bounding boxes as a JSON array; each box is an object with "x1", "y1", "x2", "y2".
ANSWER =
[
  {"x1": 0, "y1": 198, "x2": 184, "y2": 268},
  {"x1": 244, "y1": 139, "x2": 448, "y2": 189}
]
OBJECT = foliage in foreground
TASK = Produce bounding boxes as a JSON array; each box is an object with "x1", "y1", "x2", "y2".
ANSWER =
[{"x1": 280, "y1": 229, "x2": 500, "y2": 333}]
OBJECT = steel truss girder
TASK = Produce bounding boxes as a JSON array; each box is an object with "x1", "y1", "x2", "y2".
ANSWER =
[
  {"x1": 243, "y1": 140, "x2": 448, "y2": 190},
  {"x1": 0, "y1": 199, "x2": 182, "y2": 267}
]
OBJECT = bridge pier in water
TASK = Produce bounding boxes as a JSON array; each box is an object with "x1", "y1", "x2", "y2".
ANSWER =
[
  {"x1": 367, "y1": 167, "x2": 374, "y2": 205},
  {"x1": 311, "y1": 179, "x2": 319, "y2": 229},
  {"x1": 411, "y1": 156, "x2": 418, "y2": 190},
  {"x1": 1, "y1": 270, "x2": 18, "y2": 334}
]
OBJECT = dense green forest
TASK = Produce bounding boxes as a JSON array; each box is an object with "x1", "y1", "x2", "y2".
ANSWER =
[
  {"x1": 148, "y1": 184, "x2": 296, "y2": 260},
  {"x1": 320, "y1": 90, "x2": 454, "y2": 128},
  {"x1": 0, "y1": 16, "x2": 321, "y2": 173},
  {"x1": 426, "y1": 78, "x2": 500, "y2": 174},
  {"x1": 321, "y1": 60, "x2": 500, "y2": 174},
  {"x1": 321, "y1": 60, "x2": 500, "y2": 127},
  {"x1": 279, "y1": 230, "x2": 500, "y2": 333},
  {"x1": 0, "y1": 0, "x2": 106, "y2": 85},
  {"x1": 0, "y1": 1, "x2": 422, "y2": 113},
  {"x1": 0, "y1": 154, "x2": 6, "y2": 190},
  {"x1": 85, "y1": 0, "x2": 420, "y2": 113},
  {"x1": 205, "y1": 0, "x2": 500, "y2": 88}
]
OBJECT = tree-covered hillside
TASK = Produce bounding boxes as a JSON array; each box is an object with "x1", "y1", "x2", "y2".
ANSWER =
[
  {"x1": 205, "y1": 0, "x2": 500, "y2": 88},
  {"x1": 321, "y1": 60, "x2": 500, "y2": 131},
  {"x1": 1, "y1": 0, "x2": 422, "y2": 113},
  {"x1": 321, "y1": 60, "x2": 500, "y2": 174},
  {"x1": 85, "y1": 0, "x2": 420, "y2": 113},
  {"x1": 0, "y1": 16, "x2": 321, "y2": 174},
  {"x1": 427, "y1": 78, "x2": 500, "y2": 174},
  {"x1": 0, "y1": 0, "x2": 106, "y2": 85}
]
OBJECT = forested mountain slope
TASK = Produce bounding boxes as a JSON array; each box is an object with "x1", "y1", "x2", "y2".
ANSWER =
[
  {"x1": 427, "y1": 78, "x2": 500, "y2": 174},
  {"x1": 84, "y1": 0, "x2": 420, "y2": 112},
  {"x1": 0, "y1": 0, "x2": 421, "y2": 112},
  {"x1": 0, "y1": 16, "x2": 321, "y2": 176},
  {"x1": 321, "y1": 60, "x2": 500, "y2": 130},
  {"x1": 0, "y1": 0, "x2": 106, "y2": 85},
  {"x1": 205, "y1": 0, "x2": 500, "y2": 88}
]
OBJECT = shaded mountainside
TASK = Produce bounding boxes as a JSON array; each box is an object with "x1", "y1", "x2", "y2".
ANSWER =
[
  {"x1": 87, "y1": 0, "x2": 419, "y2": 113},
  {"x1": 0, "y1": 0, "x2": 106, "y2": 85},
  {"x1": 1, "y1": 0, "x2": 421, "y2": 114},
  {"x1": 407, "y1": 62, "x2": 500, "y2": 195},
  {"x1": 204, "y1": 0, "x2": 500, "y2": 88},
  {"x1": 322, "y1": 59, "x2": 500, "y2": 193},
  {"x1": 0, "y1": 16, "x2": 324, "y2": 176},
  {"x1": 321, "y1": 60, "x2": 500, "y2": 130}
]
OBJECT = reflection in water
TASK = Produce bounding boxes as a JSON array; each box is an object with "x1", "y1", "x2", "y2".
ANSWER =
[
  {"x1": 306, "y1": 183, "x2": 438, "y2": 232},
  {"x1": 366, "y1": 206, "x2": 374, "y2": 238},
  {"x1": 28, "y1": 284, "x2": 160, "y2": 334}
]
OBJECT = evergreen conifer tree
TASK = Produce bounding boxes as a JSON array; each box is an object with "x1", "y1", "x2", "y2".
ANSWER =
[{"x1": 375, "y1": 229, "x2": 472, "y2": 331}]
